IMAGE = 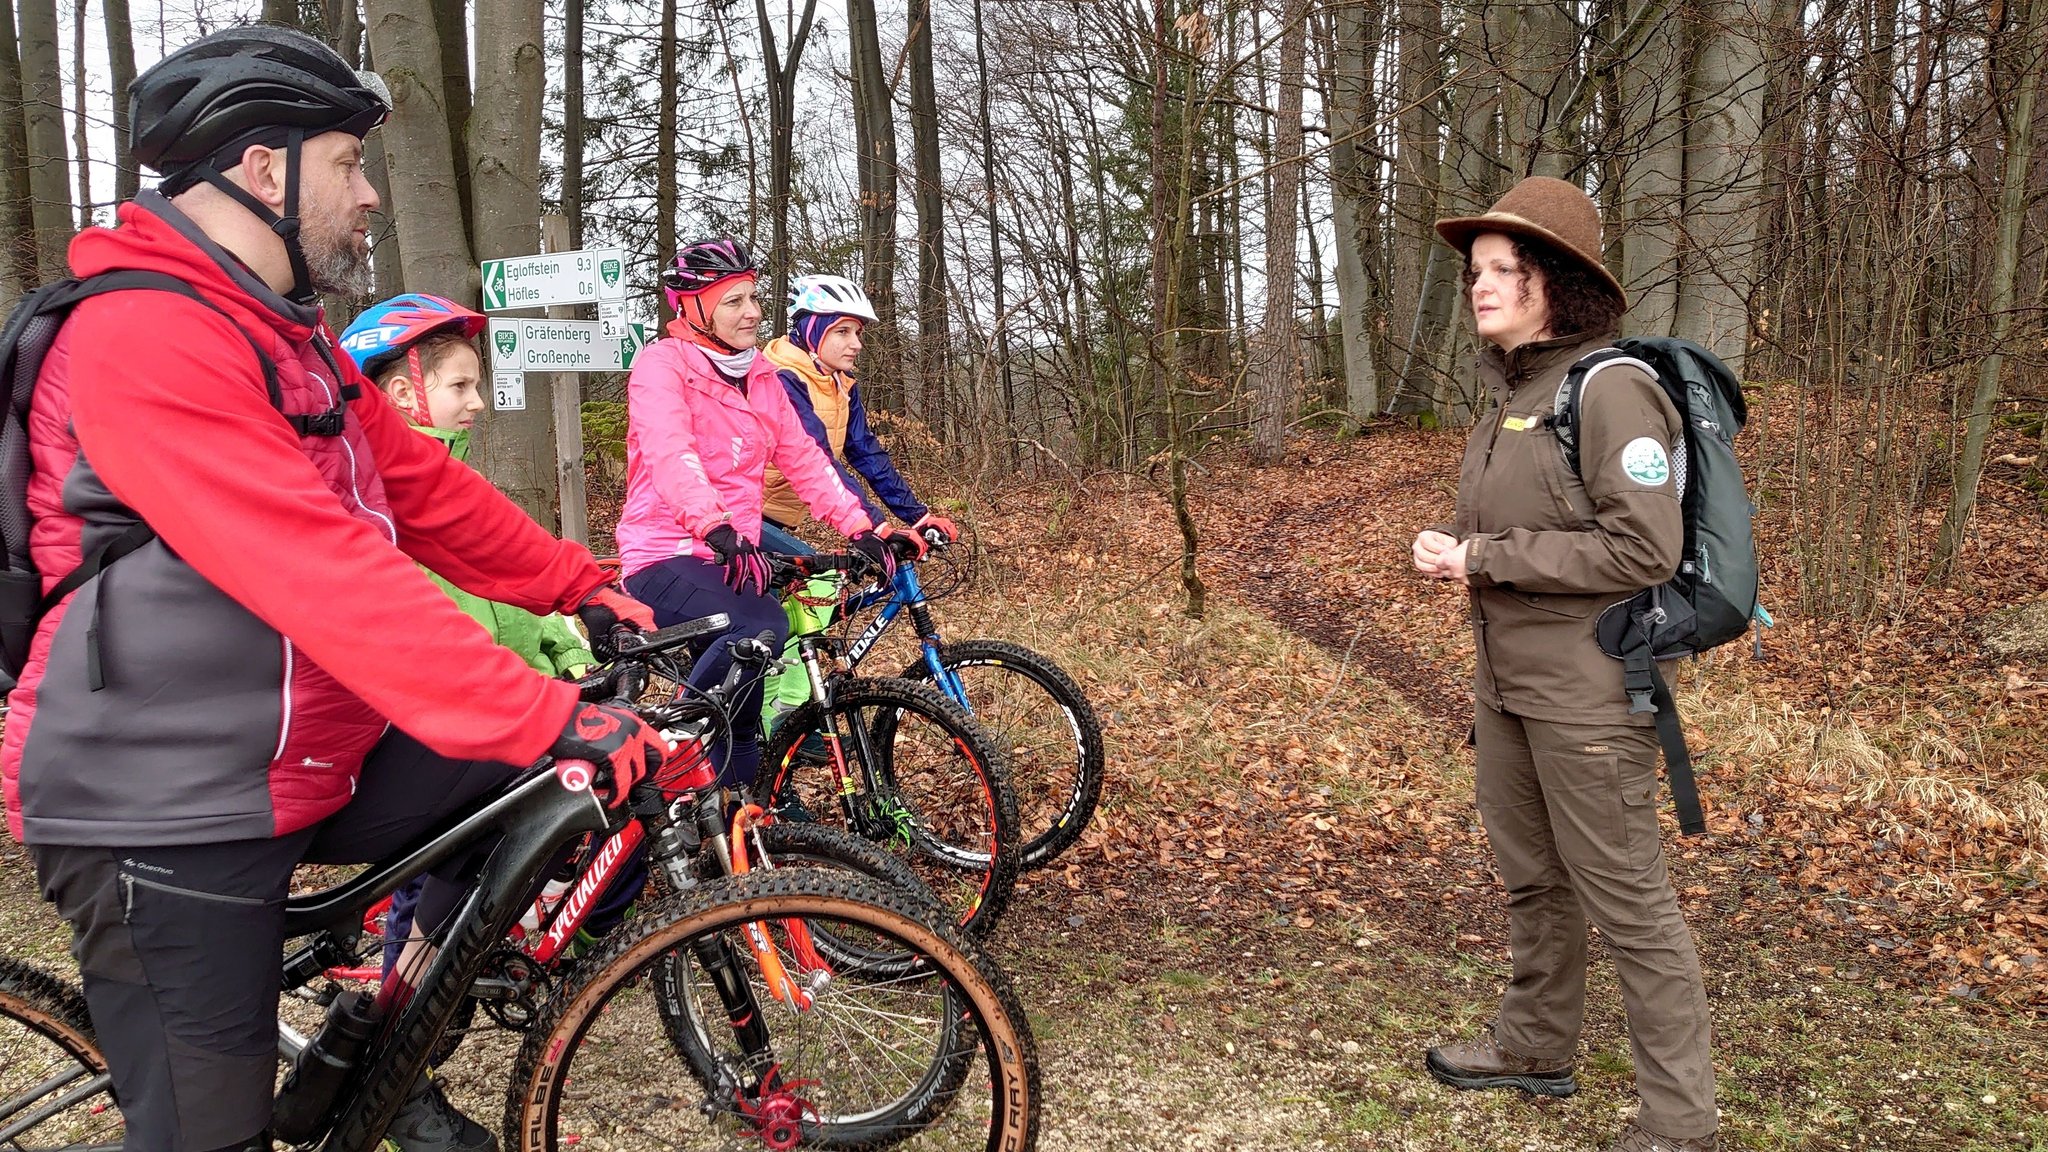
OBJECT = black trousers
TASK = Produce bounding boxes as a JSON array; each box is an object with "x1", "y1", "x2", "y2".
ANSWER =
[{"x1": 31, "y1": 731, "x2": 514, "y2": 1152}]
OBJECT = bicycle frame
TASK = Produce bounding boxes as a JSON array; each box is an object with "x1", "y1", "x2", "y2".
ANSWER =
[
  {"x1": 836, "y1": 560, "x2": 972, "y2": 708},
  {"x1": 281, "y1": 768, "x2": 611, "y2": 1152}
]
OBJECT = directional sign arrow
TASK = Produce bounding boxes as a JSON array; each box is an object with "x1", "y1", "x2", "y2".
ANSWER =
[{"x1": 481, "y1": 260, "x2": 508, "y2": 310}]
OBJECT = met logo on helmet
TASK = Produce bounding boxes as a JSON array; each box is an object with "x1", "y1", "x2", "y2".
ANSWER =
[{"x1": 338, "y1": 325, "x2": 406, "y2": 355}]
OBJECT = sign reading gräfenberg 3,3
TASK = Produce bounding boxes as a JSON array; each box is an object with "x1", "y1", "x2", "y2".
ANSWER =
[
  {"x1": 480, "y1": 248, "x2": 628, "y2": 311},
  {"x1": 488, "y1": 318, "x2": 655, "y2": 374}
]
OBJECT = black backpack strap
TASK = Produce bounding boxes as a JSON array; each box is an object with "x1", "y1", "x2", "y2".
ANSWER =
[
  {"x1": 71, "y1": 271, "x2": 348, "y2": 438},
  {"x1": 1648, "y1": 664, "x2": 1706, "y2": 836},
  {"x1": 1545, "y1": 347, "x2": 1657, "y2": 477},
  {"x1": 36, "y1": 521, "x2": 154, "y2": 618},
  {"x1": 40, "y1": 522, "x2": 156, "y2": 691},
  {"x1": 1618, "y1": 591, "x2": 1705, "y2": 836}
]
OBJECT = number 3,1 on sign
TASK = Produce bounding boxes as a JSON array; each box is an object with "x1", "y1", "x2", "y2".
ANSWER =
[{"x1": 493, "y1": 372, "x2": 526, "y2": 412}]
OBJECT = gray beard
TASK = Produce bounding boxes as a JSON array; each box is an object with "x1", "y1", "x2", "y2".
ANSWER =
[{"x1": 306, "y1": 232, "x2": 373, "y2": 299}]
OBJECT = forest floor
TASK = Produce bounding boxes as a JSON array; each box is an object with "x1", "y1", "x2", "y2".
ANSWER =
[{"x1": 3, "y1": 423, "x2": 2045, "y2": 1150}]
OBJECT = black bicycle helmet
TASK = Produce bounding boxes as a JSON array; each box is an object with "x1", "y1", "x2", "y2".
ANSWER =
[
  {"x1": 129, "y1": 25, "x2": 389, "y2": 304},
  {"x1": 130, "y1": 24, "x2": 388, "y2": 177}
]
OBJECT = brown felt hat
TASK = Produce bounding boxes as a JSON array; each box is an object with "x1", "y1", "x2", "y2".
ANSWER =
[{"x1": 1435, "y1": 176, "x2": 1627, "y2": 308}]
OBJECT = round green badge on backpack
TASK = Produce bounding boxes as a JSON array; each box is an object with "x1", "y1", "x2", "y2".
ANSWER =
[{"x1": 1621, "y1": 437, "x2": 1669, "y2": 486}]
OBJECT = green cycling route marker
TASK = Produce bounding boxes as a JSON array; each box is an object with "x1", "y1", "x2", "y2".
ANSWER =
[{"x1": 479, "y1": 247, "x2": 628, "y2": 311}]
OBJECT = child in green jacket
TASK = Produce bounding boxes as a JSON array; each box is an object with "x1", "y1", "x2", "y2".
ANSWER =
[
  {"x1": 340, "y1": 293, "x2": 595, "y2": 678},
  {"x1": 336, "y1": 293, "x2": 597, "y2": 1152}
]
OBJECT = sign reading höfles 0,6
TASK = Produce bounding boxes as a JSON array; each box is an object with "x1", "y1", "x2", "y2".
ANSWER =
[
  {"x1": 480, "y1": 248, "x2": 627, "y2": 311},
  {"x1": 488, "y1": 318, "x2": 654, "y2": 374}
]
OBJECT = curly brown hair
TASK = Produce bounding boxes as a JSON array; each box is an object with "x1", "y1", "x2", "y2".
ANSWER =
[{"x1": 1460, "y1": 234, "x2": 1624, "y2": 340}]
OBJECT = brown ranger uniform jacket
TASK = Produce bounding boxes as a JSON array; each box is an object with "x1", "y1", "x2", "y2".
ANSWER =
[{"x1": 1451, "y1": 329, "x2": 1684, "y2": 726}]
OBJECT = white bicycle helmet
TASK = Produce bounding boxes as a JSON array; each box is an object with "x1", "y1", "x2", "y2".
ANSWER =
[{"x1": 787, "y1": 274, "x2": 879, "y2": 324}]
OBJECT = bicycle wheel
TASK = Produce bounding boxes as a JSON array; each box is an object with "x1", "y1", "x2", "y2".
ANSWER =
[
  {"x1": 760, "y1": 678, "x2": 1019, "y2": 937},
  {"x1": 505, "y1": 870, "x2": 1039, "y2": 1152},
  {"x1": 649, "y1": 818, "x2": 944, "y2": 1064},
  {"x1": 0, "y1": 958, "x2": 122, "y2": 1151},
  {"x1": 902, "y1": 640, "x2": 1104, "y2": 870}
]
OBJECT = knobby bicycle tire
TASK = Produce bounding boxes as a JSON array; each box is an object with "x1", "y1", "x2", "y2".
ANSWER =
[
  {"x1": 0, "y1": 957, "x2": 121, "y2": 1152},
  {"x1": 648, "y1": 818, "x2": 946, "y2": 1065},
  {"x1": 900, "y1": 640, "x2": 1104, "y2": 870},
  {"x1": 759, "y1": 677, "x2": 1020, "y2": 938},
  {"x1": 505, "y1": 870, "x2": 1039, "y2": 1152}
]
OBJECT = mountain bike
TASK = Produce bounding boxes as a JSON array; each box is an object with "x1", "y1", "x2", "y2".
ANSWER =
[
  {"x1": 0, "y1": 616, "x2": 1040, "y2": 1152},
  {"x1": 322, "y1": 624, "x2": 938, "y2": 1066},
  {"x1": 753, "y1": 551, "x2": 1022, "y2": 939},
  {"x1": 780, "y1": 533, "x2": 1104, "y2": 870}
]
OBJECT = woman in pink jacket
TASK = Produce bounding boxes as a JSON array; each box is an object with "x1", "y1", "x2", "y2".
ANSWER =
[{"x1": 617, "y1": 237, "x2": 895, "y2": 788}]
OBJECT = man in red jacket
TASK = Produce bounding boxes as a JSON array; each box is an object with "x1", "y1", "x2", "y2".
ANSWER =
[{"x1": 2, "y1": 26, "x2": 662, "y2": 1152}]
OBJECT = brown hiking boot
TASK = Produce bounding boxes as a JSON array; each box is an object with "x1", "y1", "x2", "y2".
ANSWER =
[
  {"x1": 1603, "y1": 1121, "x2": 1718, "y2": 1152},
  {"x1": 1424, "y1": 1028, "x2": 1577, "y2": 1098}
]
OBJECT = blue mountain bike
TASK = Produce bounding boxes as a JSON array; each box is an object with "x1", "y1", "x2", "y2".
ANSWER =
[{"x1": 778, "y1": 534, "x2": 1104, "y2": 871}]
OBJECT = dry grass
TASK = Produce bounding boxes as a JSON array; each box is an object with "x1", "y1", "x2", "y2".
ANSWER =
[{"x1": 1673, "y1": 663, "x2": 2048, "y2": 874}]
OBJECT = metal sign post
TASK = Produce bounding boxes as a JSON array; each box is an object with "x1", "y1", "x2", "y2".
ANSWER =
[{"x1": 480, "y1": 230, "x2": 652, "y2": 546}]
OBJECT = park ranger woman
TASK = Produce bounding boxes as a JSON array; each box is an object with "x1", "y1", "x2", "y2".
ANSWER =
[{"x1": 1409, "y1": 176, "x2": 1718, "y2": 1152}]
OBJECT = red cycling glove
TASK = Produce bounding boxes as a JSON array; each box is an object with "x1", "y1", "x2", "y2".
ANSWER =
[
  {"x1": 912, "y1": 512, "x2": 959, "y2": 546},
  {"x1": 550, "y1": 701, "x2": 666, "y2": 808},
  {"x1": 877, "y1": 521, "x2": 927, "y2": 562},
  {"x1": 576, "y1": 585, "x2": 657, "y2": 656}
]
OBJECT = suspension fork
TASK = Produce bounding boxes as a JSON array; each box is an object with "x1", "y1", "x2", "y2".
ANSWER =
[
  {"x1": 895, "y1": 565, "x2": 968, "y2": 709},
  {"x1": 664, "y1": 792, "x2": 805, "y2": 1093},
  {"x1": 794, "y1": 637, "x2": 868, "y2": 832},
  {"x1": 687, "y1": 932, "x2": 780, "y2": 1091}
]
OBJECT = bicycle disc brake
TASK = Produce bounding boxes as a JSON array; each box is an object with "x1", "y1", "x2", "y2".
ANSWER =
[{"x1": 733, "y1": 1068, "x2": 821, "y2": 1152}]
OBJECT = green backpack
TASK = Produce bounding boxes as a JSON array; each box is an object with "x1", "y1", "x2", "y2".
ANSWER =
[{"x1": 1550, "y1": 337, "x2": 1763, "y2": 835}]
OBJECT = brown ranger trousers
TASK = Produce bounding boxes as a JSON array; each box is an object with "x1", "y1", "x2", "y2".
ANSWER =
[{"x1": 1473, "y1": 702, "x2": 1718, "y2": 1139}]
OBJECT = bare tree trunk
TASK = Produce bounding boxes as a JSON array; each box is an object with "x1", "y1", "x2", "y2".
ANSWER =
[
  {"x1": 848, "y1": 0, "x2": 901, "y2": 407},
  {"x1": 468, "y1": 0, "x2": 551, "y2": 524},
  {"x1": 262, "y1": 0, "x2": 299, "y2": 25},
  {"x1": 0, "y1": 0, "x2": 32, "y2": 301},
  {"x1": 907, "y1": 0, "x2": 949, "y2": 427},
  {"x1": 1430, "y1": 4, "x2": 1496, "y2": 425},
  {"x1": 655, "y1": 0, "x2": 677, "y2": 324},
  {"x1": 1153, "y1": 0, "x2": 1205, "y2": 618},
  {"x1": 756, "y1": 0, "x2": 818, "y2": 332},
  {"x1": 1251, "y1": 0, "x2": 1307, "y2": 463},
  {"x1": 68, "y1": 0, "x2": 87, "y2": 230},
  {"x1": 1300, "y1": 168, "x2": 1331, "y2": 392},
  {"x1": 973, "y1": 0, "x2": 1014, "y2": 460},
  {"x1": 1934, "y1": 0, "x2": 2043, "y2": 574},
  {"x1": 1386, "y1": 0, "x2": 1443, "y2": 415},
  {"x1": 433, "y1": 0, "x2": 474, "y2": 240},
  {"x1": 104, "y1": 0, "x2": 137, "y2": 203},
  {"x1": 365, "y1": 128, "x2": 405, "y2": 298},
  {"x1": 1325, "y1": 0, "x2": 1385, "y2": 424},
  {"x1": 563, "y1": 0, "x2": 584, "y2": 244},
  {"x1": 1147, "y1": 2, "x2": 1175, "y2": 454},
  {"x1": 1491, "y1": 0, "x2": 1575, "y2": 178},
  {"x1": 365, "y1": 0, "x2": 473, "y2": 298},
  {"x1": 1617, "y1": 7, "x2": 1688, "y2": 336},
  {"x1": 1671, "y1": 0, "x2": 1769, "y2": 372},
  {"x1": 325, "y1": 0, "x2": 364, "y2": 63},
  {"x1": 18, "y1": 0, "x2": 73, "y2": 278}
]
